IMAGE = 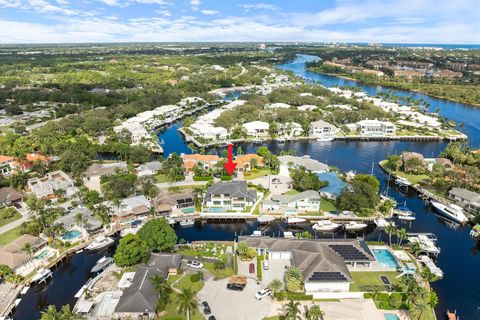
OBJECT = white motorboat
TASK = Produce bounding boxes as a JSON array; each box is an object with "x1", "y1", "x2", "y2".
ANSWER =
[
  {"x1": 251, "y1": 230, "x2": 262, "y2": 237},
  {"x1": 374, "y1": 218, "x2": 395, "y2": 228},
  {"x1": 31, "y1": 268, "x2": 52, "y2": 283},
  {"x1": 257, "y1": 216, "x2": 276, "y2": 224},
  {"x1": 398, "y1": 215, "x2": 416, "y2": 221},
  {"x1": 316, "y1": 136, "x2": 335, "y2": 142},
  {"x1": 343, "y1": 221, "x2": 367, "y2": 231},
  {"x1": 395, "y1": 176, "x2": 411, "y2": 187},
  {"x1": 91, "y1": 256, "x2": 114, "y2": 273},
  {"x1": 179, "y1": 219, "x2": 195, "y2": 226},
  {"x1": 394, "y1": 202, "x2": 414, "y2": 217},
  {"x1": 283, "y1": 231, "x2": 294, "y2": 238},
  {"x1": 276, "y1": 137, "x2": 286, "y2": 143},
  {"x1": 430, "y1": 201, "x2": 468, "y2": 224},
  {"x1": 120, "y1": 227, "x2": 140, "y2": 237},
  {"x1": 86, "y1": 236, "x2": 114, "y2": 251},
  {"x1": 312, "y1": 220, "x2": 340, "y2": 231},
  {"x1": 287, "y1": 217, "x2": 307, "y2": 224}
]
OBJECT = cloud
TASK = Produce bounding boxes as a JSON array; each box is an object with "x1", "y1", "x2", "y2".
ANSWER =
[
  {"x1": 200, "y1": 9, "x2": 218, "y2": 15},
  {"x1": 156, "y1": 9, "x2": 171, "y2": 17},
  {"x1": 240, "y1": 3, "x2": 278, "y2": 12},
  {"x1": 190, "y1": 0, "x2": 200, "y2": 5}
]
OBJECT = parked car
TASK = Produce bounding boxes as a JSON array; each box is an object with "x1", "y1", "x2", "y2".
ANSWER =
[
  {"x1": 208, "y1": 316, "x2": 216, "y2": 320},
  {"x1": 13, "y1": 202, "x2": 22, "y2": 209},
  {"x1": 67, "y1": 206, "x2": 74, "y2": 211},
  {"x1": 255, "y1": 288, "x2": 272, "y2": 300},
  {"x1": 272, "y1": 178, "x2": 281, "y2": 184},
  {"x1": 249, "y1": 263, "x2": 255, "y2": 274},
  {"x1": 262, "y1": 260, "x2": 269, "y2": 270},
  {"x1": 201, "y1": 301, "x2": 211, "y2": 315},
  {"x1": 186, "y1": 260, "x2": 203, "y2": 269},
  {"x1": 227, "y1": 283, "x2": 245, "y2": 291}
]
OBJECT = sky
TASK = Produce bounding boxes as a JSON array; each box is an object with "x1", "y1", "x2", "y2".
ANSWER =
[{"x1": 0, "y1": 0, "x2": 479, "y2": 44}]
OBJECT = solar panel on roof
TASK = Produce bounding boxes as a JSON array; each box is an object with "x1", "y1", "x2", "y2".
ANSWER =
[
  {"x1": 329, "y1": 244, "x2": 369, "y2": 260},
  {"x1": 308, "y1": 272, "x2": 347, "y2": 282}
]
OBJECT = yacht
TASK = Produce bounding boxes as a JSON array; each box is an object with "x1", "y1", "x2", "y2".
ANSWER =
[
  {"x1": 343, "y1": 221, "x2": 367, "y2": 231},
  {"x1": 312, "y1": 220, "x2": 340, "y2": 231},
  {"x1": 287, "y1": 217, "x2": 306, "y2": 225},
  {"x1": 316, "y1": 136, "x2": 335, "y2": 142},
  {"x1": 31, "y1": 268, "x2": 52, "y2": 283},
  {"x1": 283, "y1": 231, "x2": 294, "y2": 238},
  {"x1": 394, "y1": 202, "x2": 414, "y2": 217},
  {"x1": 276, "y1": 137, "x2": 286, "y2": 143},
  {"x1": 398, "y1": 214, "x2": 416, "y2": 221},
  {"x1": 374, "y1": 218, "x2": 394, "y2": 228},
  {"x1": 91, "y1": 256, "x2": 114, "y2": 273},
  {"x1": 430, "y1": 201, "x2": 468, "y2": 224},
  {"x1": 179, "y1": 219, "x2": 195, "y2": 226},
  {"x1": 86, "y1": 236, "x2": 114, "y2": 251}
]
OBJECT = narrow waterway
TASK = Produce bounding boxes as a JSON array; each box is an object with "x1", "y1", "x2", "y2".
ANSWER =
[{"x1": 13, "y1": 55, "x2": 480, "y2": 320}]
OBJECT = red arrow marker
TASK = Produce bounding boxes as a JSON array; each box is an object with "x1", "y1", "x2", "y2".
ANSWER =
[{"x1": 223, "y1": 143, "x2": 237, "y2": 176}]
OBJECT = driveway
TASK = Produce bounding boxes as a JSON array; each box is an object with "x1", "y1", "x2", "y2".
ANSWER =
[
  {"x1": 237, "y1": 258, "x2": 257, "y2": 279},
  {"x1": 250, "y1": 175, "x2": 292, "y2": 195},
  {"x1": 0, "y1": 202, "x2": 30, "y2": 235},
  {"x1": 197, "y1": 278, "x2": 273, "y2": 320},
  {"x1": 261, "y1": 258, "x2": 290, "y2": 287}
]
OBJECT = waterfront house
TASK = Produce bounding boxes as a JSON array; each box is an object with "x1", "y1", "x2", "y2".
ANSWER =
[
  {"x1": 0, "y1": 186, "x2": 23, "y2": 206},
  {"x1": 0, "y1": 234, "x2": 47, "y2": 272},
  {"x1": 155, "y1": 189, "x2": 195, "y2": 215},
  {"x1": 55, "y1": 208, "x2": 103, "y2": 236},
  {"x1": 27, "y1": 170, "x2": 77, "y2": 199},
  {"x1": 114, "y1": 253, "x2": 182, "y2": 319},
  {"x1": 448, "y1": 188, "x2": 480, "y2": 215},
  {"x1": 106, "y1": 195, "x2": 152, "y2": 225},
  {"x1": 278, "y1": 155, "x2": 329, "y2": 177},
  {"x1": 0, "y1": 155, "x2": 15, "y2": 176},
  {"x1": 136, "y1": 161, "x2": 162, "y2": 177},
  {"x1": 242, "y1": 121, "x2": 269, "y2": 137},
  {"x1": 277, "y1": 122, "x2": 304, "y2": 137},
  {"x1": 235, "y1": 154, "x2": 264, "y2": 173},
  {"x1": 181, "y1": 154, "x2": 222, "y2": 175},
  {"x1": 348, "y1": 119, "x2": 396, "y2": 136},
  {"x1": 239, "y1": 236, "x2": 375, "y2": 298},
  {"x1": 204, "y1": 181, "x2": 257, "y2": 211},
  {"x1": 309, "y1": 120, "x2": 339, "y2": 138},
  {"x1": 262, "y1": 190, "x2": 320, "y2": 213},
  {"x1": 83, "y1": 162, "x2": 128, "y2": 193}
]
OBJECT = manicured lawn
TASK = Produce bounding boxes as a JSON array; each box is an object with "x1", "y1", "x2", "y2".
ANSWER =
[
  {"x1": 155, "y1": 173, "x2": 170, "y2": 183},
  {"x1": 0, "y1": 208, "x2": 22, "y2": 228},
  {"x1": 166, "y1": 273, "x2": 182, "y2": 285},
  {"x1": 0, "y1": 225, "x2": 23, "y2": 246},
  {"x1": 244, "y1": 169, "x2": 272, "y2": 180},
  {"x1": 394, "y1": 171, "x2": 429, "y2": 185},
  {"x1": 203, "y1": 262, "x2": 234, "y2": 279},
  {"x1": 159, "y1": 292, "x2": 203, "y2": 320},
  {"x1": 349, "y1": 271, "x2": 400, "y2": 292},
  {"x1": 320, "y1": 199, "x2": 337, "y2": 212},
  {"x1": 174, "y1": 274, "x2": 204, "y2": 293},
  {"x1": 283, "y1": 190, "x2": 299, "y2": 195}
]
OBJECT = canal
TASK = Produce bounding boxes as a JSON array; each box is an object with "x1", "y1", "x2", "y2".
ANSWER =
[{"x1": 13, "y1": 55, "x2": 480, "y2": 320}]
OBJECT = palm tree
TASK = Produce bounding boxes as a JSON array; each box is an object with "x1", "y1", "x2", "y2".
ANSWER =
[
  {"x1": 23, "y1": 243, "x2": 36, "y2": 269},
  {"x1": 150, "y1": 275, "x2": 172, "y2": 312},
  {"x1": 177, "y1": 288, "x2": 196, "y2": 320},
  {"x1": 410, "y1": 291, "x2": 431, "y2": 320},
  {"x1": 60, "y1": 305, "x2": 83, "y2": 320},
  {"x1": 305, "y1": 304, "x2": 325, "y2": 320},
  {"x1": 396, "y1": 228, "x2": 407, "y2": 247},
  {"x1": 408, "y1": 242, "x2": 422, "y2": 257},
  {"x1": 40, "y1": 305, "x2": 61, "y2": 320},
  {"x1": 285, "y1": 300, "x2": 302, "y2": 320},
  {"x1": 286, "y1": 266, "x2": 303, "y2": 292},
  {"x1": 269, "y1": 279, "x2": 284, "y2": 293},
  {"x1": 74, "y1": 213, "x2": 87, "y2": 229},
  {"x1": 385, "y1": 223, "x2": 397, "y2": 247},
  {"x1": 421, "y1": 268, "x2": 438, "y2": 284}
]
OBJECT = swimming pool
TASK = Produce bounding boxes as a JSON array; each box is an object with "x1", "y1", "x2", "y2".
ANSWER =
[
  {"x1": 373, "y1": 249, "x2": 401, "y2": 269},
  {"x1": 62, "y1": 229, "x2": 82, "y2": 240},
  {"x1": 181, "y1": 207, "x2": 195, "y2": 214},
  {"x1": 207, "y1": 207, "x2": 225, "y2": 213},
  {"x1": 384, "y1": 313, "x2": 400, "y2": 320},
  {"x1": 35, "y1": 250, "x2": 49, "y2": 260}
]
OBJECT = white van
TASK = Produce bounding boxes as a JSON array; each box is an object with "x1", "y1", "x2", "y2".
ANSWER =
[{"x1": 262, "y1": 260, "x2": 269, "y2": 270}]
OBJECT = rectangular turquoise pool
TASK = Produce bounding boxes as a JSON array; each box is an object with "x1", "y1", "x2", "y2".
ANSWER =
[
  {"x1": 372, "y1": 248, "x2": 401, "y2": 269},
  {"x1": 384, "y1": 313, "x2": 400, "y2": 320},
  {"x1": 181, "y1": 207, "x2": 195, "y2": 214}
]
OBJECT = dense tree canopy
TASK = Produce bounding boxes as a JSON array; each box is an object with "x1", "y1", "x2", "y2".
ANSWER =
[
  {"x1": 113, "y1": 234, "x2": 150, "y2": 267},
  {"x1": 137, "y1": 218, "x2": 177, "y2": 252}
]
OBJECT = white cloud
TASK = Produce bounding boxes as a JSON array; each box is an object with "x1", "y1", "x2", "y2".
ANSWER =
[
  {"x1": 200, "y1": 9, "x2": 218, "y2": 15},
  {"x1": 156, "y1": 9, "x2": 171, "y2": 16},
  {"x1": 190, "y1": 0, "x2": 200, "y2": 5},
  {"x1": 0, "y1": 0, "x2": 22, "y2": 8},
  {"x1": 241, "y1": 3, "x2": 278, "y2": 12}
]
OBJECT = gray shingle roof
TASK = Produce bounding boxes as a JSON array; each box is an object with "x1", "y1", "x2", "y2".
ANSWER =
[
  {"x1": 270, "y1": 190, "x2": 320, "y2": 205},
  {"x1": 84, "y1": 162, "x2": 127, "y2": 177},
  {"x1": 0, "y1": 187, "x2": 22, "y2": 204},
  {"x1": 239, "y1": 237, "x2": 375, "y2": 283},
  {"x1": 205, "y1": 181, "x2": 257, "y2": 202},
  {"x1": 278, "y1": 155, "x2": 329, "y2": 172},
  {"x1": 449, "y1": 187, "x2": 480, "y2": 203}
]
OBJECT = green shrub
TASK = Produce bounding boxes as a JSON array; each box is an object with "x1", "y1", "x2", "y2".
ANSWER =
[
  {"x1": 190, "y1": 271, "x2": 203, "y2": 283},
  {"x1": 286, "y1": 292, "x2": 313, "y2": 300},
  {"x1": 376, "y1": 293, "x2": 390, "y2": 301},
  {"x1": 274, "y1": 291, "x2": 287, "y2": 301},
  {"x1": 193, "y1": 176, "x2": 213, "y2": 181},
  {"x1": 220, "y1": 175, "x2": 233, "y2": 181},
  {"x1": 214, "y1": 260, "x2": 225, "y2": 270},
  {"x1": 388, "y1": 292, "x2": 403, "y2": 309},
  {"x1": 379, "y1": 301, "x2": 391, "y2": 310},
  {"x1": 364, "y1": 293, "x2": 373, "y2": 299}
]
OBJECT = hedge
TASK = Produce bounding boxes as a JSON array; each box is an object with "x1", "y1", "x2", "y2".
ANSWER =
[
  {"x1": 193, "y1": 175, "x2": 213, "y2": 181},
  {"x1": 220, "y1": 175, "x2": 233, "y2": 181}
]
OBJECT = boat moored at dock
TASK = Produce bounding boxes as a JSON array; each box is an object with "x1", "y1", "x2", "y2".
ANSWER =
[
  {"x1": 430, "y1": 201, "x2": 468, "y2": 224},
  {"x1": 86, "y1": 236, "x2": 114, "y2": 251},
  {"x1": 343, "y1": 221, "x2": 367, "y2": 231},
  {"x1": 31, "y1": 269, "x2": 52, "y2": 284},
  {"x1": 90, "y1": 257, "x2": 114, "y2": 273},
  {"x1": 312, "y1": 220, "x2": 340, "y2": 231}
]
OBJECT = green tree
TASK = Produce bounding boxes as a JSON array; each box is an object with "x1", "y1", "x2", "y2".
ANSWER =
[
  {"x1": 305, "y1": 304, "x2": 325, "y2": 320},
  {"x1": 386, "y1": 155, "x2": 402, "y2": 172},
  {"x1": 60, "y1": 305, "x2": 83, "y2": 320},
  {"x1": 290, "y1": 166, "x2": 327, "y2": 192},
  {"x1": 113, "y1": 234, "x2": 149, "y2": 267},
  {"x1": 150, "y1": 275, "x2": 172, "y2": 312},
  {"x1": 285, "y1": 300, "x2": 302, "y2": 320},
  {"x1": 336, "y1": 180, "x2": 380, "y2": 213},
  {"x1": 353, "y1": 174, "x2": 380, "y2": 192},
  {"x1": 177, "y1": 288, "x2": 197, "y2": 320},
  {"x1": 396, "y1": 228, "x2": 407, "y2": 247},
  {"x1": 102, "y1": 172, "x2": 137, "y2": 200},
  {"x1": 137, "y1": 218, "x2": 177, "y2": 252},
  {"x1": 40, "y1": 305, "x2": 61, "y2": 320},
  {"x1": 285, "y1": 266, "x2": 302, "y2": 292},
  {"x1": 385, "y1": 223, "x2": 397, "y2": 247},
  {"x1": 269, "y1": 279, "x2": 284, "y2": 293}
]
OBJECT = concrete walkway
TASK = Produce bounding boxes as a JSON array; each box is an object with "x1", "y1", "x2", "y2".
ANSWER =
[{"x1": 0, "y1": 203, "x2": 30, "y2": 235}]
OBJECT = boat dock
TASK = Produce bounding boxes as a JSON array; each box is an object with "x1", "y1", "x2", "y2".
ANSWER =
[
  {"x1": 418, "y1": 255, "x2": 444, "y2": 278},
  {"x1": 407, "y1": 233, "x2": 441, "y2": 257}
]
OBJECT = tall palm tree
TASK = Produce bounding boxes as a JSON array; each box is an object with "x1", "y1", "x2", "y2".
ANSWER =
[
  {"x1": 269, "y1": 279, "x2": 284, "y2": 293},
  {"x1": 396, "y1": 228, "x2": 407, "y2": 247},
  {"x1": 150, "y1": 275, "x2": 172, "y2": 312},
  {"x1": 385, "y1": 223, "x2": 397, "y2": 247},
  {"x1": 60, "y1": 305, "x2": 83, "y2": 319},
  {"x1": 305, "y1": 304, "x2": 325, "y2": 320},
  {"x1": 74, "y1": 213, "x2": 87, "y2": 229},
  {"x1": 285, "y1": 300, "x2": 302, "y2": 320},
  {"x1": 408, "y1": 242, "x2": 422, "y2": 257},
  {"x1": 40, "y1": 305, "x2": 61, "y2": 320},
  {"x1": 177, "y1": 288, "x2": 196, "y2": 320},
  {"x1": 23, "y1": 243, "x2": 36, "y2": 269},
  {"x1": 410, "y1": 291, "x2": 431, "y2": 320}
]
